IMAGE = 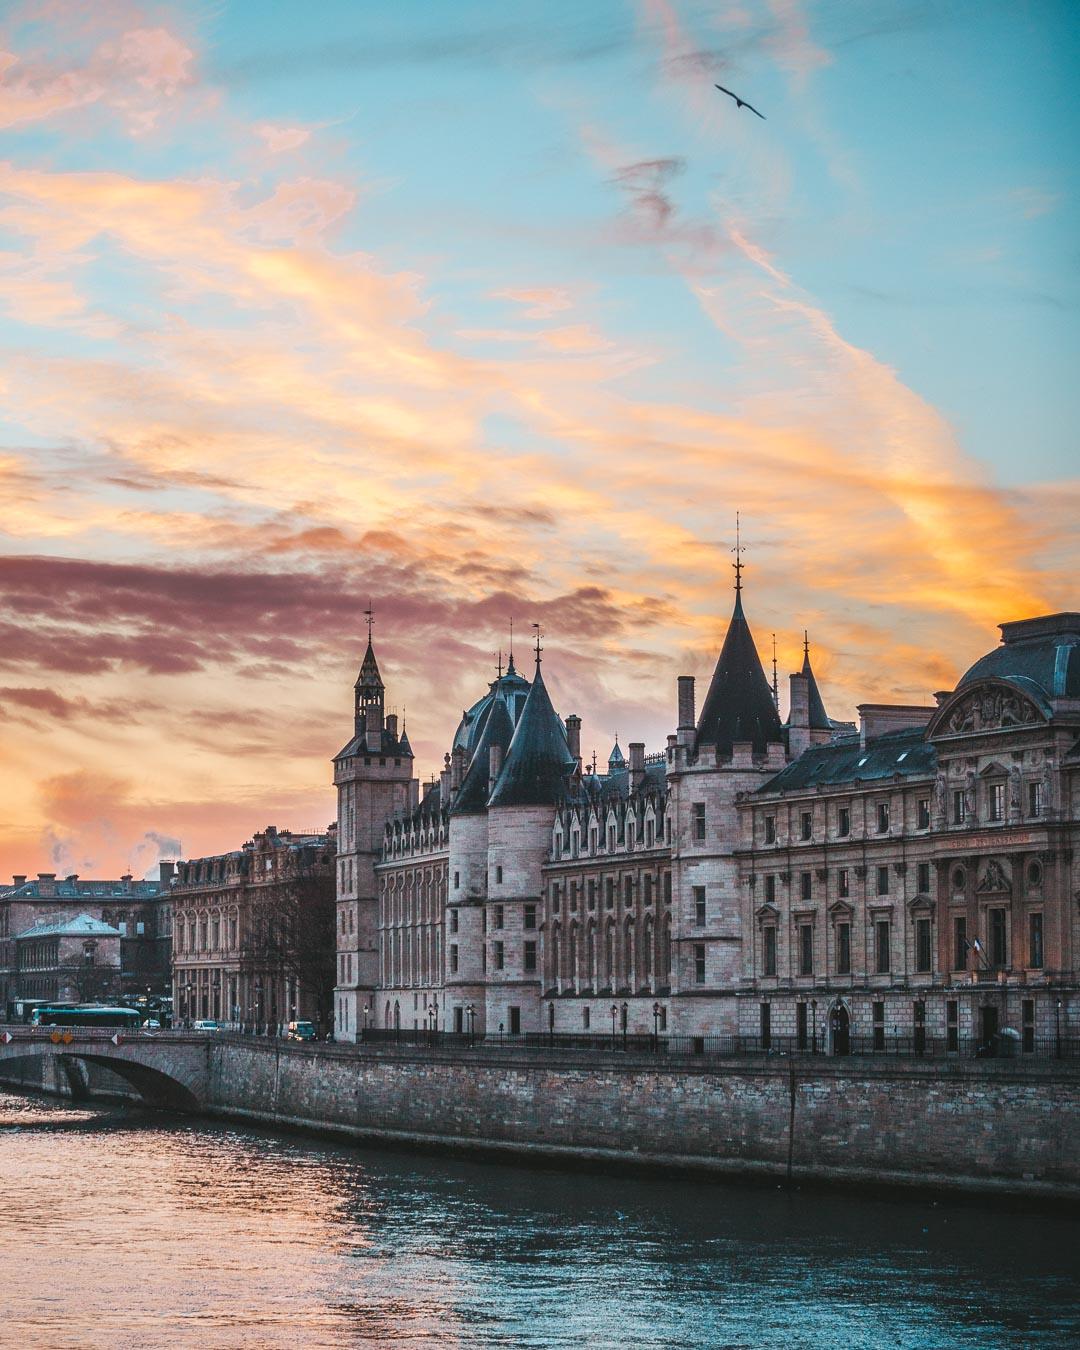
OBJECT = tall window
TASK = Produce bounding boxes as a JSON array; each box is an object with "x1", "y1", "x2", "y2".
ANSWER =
[
  {"x1": 694, "y1": 887, "x2": 706, "y2": 927},
  {"x1": 524, "y1": 941, "x2": 537, "y2": 973},
  {"x1": 875, "y1": 920, "x2": 891, "y2": 974},
  {"x1": 915, "y1": 918, "x2": 932, "y2": 973},
  {"x1": 917, "y1": 861, "x2": 931, "y2": 893},
  {"x1": 693, "y1": 803, "x2": 706, "y2": 842},
  {"x1": 764, "y1": 815, "x2": 776, "y2": 844},
  {"x1": 953, "y1": 916, "x2": 967, "y2": 971},
  {"x1": 796, "y1": 1002, "x2": 808, "y2": 1051},
  {"x1": 836, "y1": 922, "x2": 851, "y2": 975},
  {"x1": 493, "y1": 941, "x2": 505, "y2": 971},
  {"x1": 799, "y1": 924, "x2": 813, "y2": 975},
  {"x1": 623, "y1": 876, "x2": 633, "y2": 905},
  {"x1": 838, "y1": 868, "x2": 849, "y2": 898},
  {"x1": 449, "y1": 944, "x2": 458, "y2": 973},
  {"x1": 952, "y1": 790, "x2": 966, "y2": 825},
  {"x1": 763, "y1": 926, "x2": 777, "y2": 977},
  {"x1": 765, "y1": 874, "x2": 776, "y2": 903},
  {"x1": 1028, "y1": 781, "x2": 1043, "y2": 818},
  {"x1": 524, "y1": 903, "x2": 536, "y2": 930},
  {"x1": 642, "y1": 876, "x2": 652, "y2": 907},
  {"x1": 800, "y1": 811, "x2": 812, "y2": 841},
  {"x1": 989, "y1": 908, "x2": 1007, "y2": 968},
  {"x1": 989, "y1": 782, "x2": 1005, "y2": 822},
  {"x1": 917, "y1": 798, "x2": 930, "y2": 829},
  {"x1": 494, "y1": 905, "x2": 504, "y2": 929},
  {"x1": 800, "y1": 872, "x2": 812, "y2": 902},
  {"x1": 837, "y1": 806, "x2": 850, "y2": 838},
  {"x1": 694, "y1": 944, "x2": 706, "y2": 984},
  {"x1": 876, "y1": 865, "x2": 890, "y2": 896},
  {"x1": 876, "y1": 802, "x2": 890, "y2": 834},
  {"x1": 449, "y1": 909, "x2": 459, "y2": 934},
  {"x1": 1028, "y1": 912, "x2": 1044, "y2": 969},
  {"x1": 946, "y1": 1000, "x2": 959, "y2": 1053}
]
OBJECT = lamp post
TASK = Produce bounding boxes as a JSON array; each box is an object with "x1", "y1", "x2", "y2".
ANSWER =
[
  {"x1": 254, "y1": 979, "x2": 262, "y2": 1035},
  {"x1": 652, "y1": 1001, "x2": 661, "y2": 1051},
  {"x1": 466, "y1": 1003, "x2": 475, "y2": 1047},
  {"x1": 212, "y1": 973, "x2": 221, "y2": 1022},
  {"x1": 428, "y1": 1002, "x2": 438, "y2": 1045},
  {"x1": 811, "y1": 998, "x2": 818, "y2": 1055},
  {"x1": 610, "y1": 1002, "x2": 617, "y2": 1046},
  {"x1": 184, "y1": 980, "x2": 193, "y2": 1027},
  {"x1": 621, "y1": 1001, "x2": 628, "y2": 1051},
  {"x1": 1056, "y1": 998, "x2": 1063, "y2": 1060}
]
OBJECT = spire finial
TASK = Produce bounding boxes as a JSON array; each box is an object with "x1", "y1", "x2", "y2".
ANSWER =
[
  {"x1": 532, "y1": 621, "x2": 543, "y2": 665},
  {"x1": 496, "y1": 648, "x2": 503, "y2": 679},
  {"x1": 591, "y1": 748, "x2": 597, "y2": 774},
  {"x1": 803, "y1": 629, "x2": 810, "y2": 659},
  {"x1": 731, "y1": 511, "x2": 745, "y2": 593},
  {"x1": 771, "y1": 632, "x2": 779, "y2": 711},
  {"x1": 509, "y1": 616, "x2": 514, "y2": 667},
  {"x1": 364, "y1": 602, "x2": 374, "y2": 643}
]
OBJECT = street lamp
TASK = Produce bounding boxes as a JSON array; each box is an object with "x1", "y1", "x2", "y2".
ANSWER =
[
  {"x1": 254, "y1": 979, "x2": 262, "y2": 1035},
  {"x1": 184, "y1": 980, "x2": 193, "y2": 1027},
  {"x1": 428, "y1": 1002, "x2": 438, "y2": 1044},
  {"x1": 610, "y1": 1002, "x2": 618, "y2": 1045},
  {"x1": 621, "y1": 1001, "x2": 628, "y2": 1051},
  {"x1": 466, "y1": 1002, "x2": 475, "y2": 1047},
  {"x1": 652, "y1": 1001, "x2": 661, "y2": 1051},
  {"x1": 811, "y1": 998, "x2": 818, "y2": 1055}
]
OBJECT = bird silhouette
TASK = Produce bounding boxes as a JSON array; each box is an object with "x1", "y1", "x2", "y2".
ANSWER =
[{"x1": 715, "y1": 84, "x2": 765, "y2": 120}]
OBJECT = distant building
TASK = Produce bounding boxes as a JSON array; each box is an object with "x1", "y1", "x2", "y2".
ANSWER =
[
  {"x1": 14, "y1": 914, "x2": 122, "y2": 1004},
  {"x1": 0, "y1": 865, "x2": 174, "y2": 1015},
  {"x1": 333, "y1": 585, "x2": 1080, "y2": 1055},
  {"x1": 171, "y1": 825, "x2": 336, "y2": 1031}
]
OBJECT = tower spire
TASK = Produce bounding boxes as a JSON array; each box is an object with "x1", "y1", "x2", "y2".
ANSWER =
[
  {"x1": 803, "y1": 629, "x2": 810, "y2": 660},
  {"x1": 532, "y1": 621, "x2": 543, "y2": 666},
  {"x1": 508, "y1": 616, "x2": 515, "y2": 672},
  {"x1": 364, "y1": 602, "x2": 374, "y2": 644},
  {"x1": 731, "y1": 511, "x2": 745, "y2": 594},
  {"x1": 771, "y1": 632, "x2": 779, "y2": 711}
]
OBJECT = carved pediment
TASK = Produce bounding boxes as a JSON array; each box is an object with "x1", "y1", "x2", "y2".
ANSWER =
[
  {"x1": 828, "y1": 900, "x2": 854, "y2": 920},
  {"x1": 935, "y1": 684, "x2": 1042, "y2": 738},
  {"x1": 755, "y1": 902, "x2": 779, "y2": 924},
  {"x1": 908, "y1": 895, "x2": 935, "y2": 915},
  {"x1": 976, "y1": 859, "x2": 1011, "y2": 894}
]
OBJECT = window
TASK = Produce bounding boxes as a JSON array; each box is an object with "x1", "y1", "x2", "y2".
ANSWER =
[
  {"x1": 873, "y1": 1000, "x2": 885, "y2": 1052},
  {"x1": 118, "y1": 921, "x2": 127, "y2": 937},
  {"x1": 915, "y1": 918, "x2": 932, "y2": 973},
  {"x1": 624, "y1": 876, "x2": 633, "y2": 905},
  {"x1": 1028, "y1": 781, "x2": 1043, "y2": 818},
  {"x1": 569, "y1": 885, "x2": 578, "y2": 912},
  {"x1": 694, "y1": 886, "x2": 706, "y2": 927},
  {"x1": 796, "y1": 1001, "x2": 808, "y2": 1050},
  {"x1": 838, "y1": 868, "x2": 849, "y2": 898},
  {"x1": 764, "y1": 874, "x2": 776, "y2": 903},
  {"x1": 524, "y1": 903, "x2": 536, "y2": 930},
  {"x1": 989, "y1": 782, "x2": 1005, "y2": 822},
  {"x1": 494, "y1": 905, "x2": 504, "y2": 930},
  {"x1": 952, "y1": 790, "x2": 966, "y2": 825},
  {"x1": 663, "y1": 873, "x2": 672, "y2": 905},
  {"x1": 989, "y1": 908, "x2": 1007, "y2": 968},
  {"x1": 524, "y1": 940, "x2": 537, "y2": 973},
  {"x1": 799, "y1": 924, "x2": 813, "y2": 976},
  {"x1": 552, "y1": 883, "x2": 561, "y2": 913},
  {"x1": 135, "y1": 921, "x2": 145, "y2": 937},
  {"x1": 760, "y1": 1002, "x2": 771, "y2": 1049},
  {"x1": 917, "y1": 798, "x2": 930, "y2": 829},
  {"x1": 836, "y1": 922, "x2": 851, "y2": 975},
  {"x1": 643, "y1": 876, "x2": 652, "y2": 907},
  {"x1": 494, "y1": 941, "x2": 505, "y2": 971},
  {"x1": 454, "y1": 871, "x2": 460, "y2": 889},
  {"x1": 876, "y1": 866, "x2": 889, "y2": 897},
  {"x1": 509, "y1": 1007, "x2": 521, "y2": 1035},
  {"x1": 953, "y1": 917, "x2": 967, "y2": 971},
  {"x1": 764, "y1": 815, "x2": 776, "y2": 844},
  {"x1": 946, "y1": 999, "x2": 959, "y2": 1052},
  {"x1": 645, "y1": 820, "x2": 654, "y2": 848},
  {"x1": 875, "y1": 920, "x2": 891, "y2": 973},
  {"x1": 800, "y1": 871, "x2": 812, "y2": 902},
  {"x1": 763, "y1": 926, "x2": 777, "y2": 976},
  {"x1": 837, "y1": 806, "x2": 850, "y2": 838},
  {"x1": 1027, "y1": 860, "x2": 1042, "y2": 889},
  {"x1": 952, "y1": 866, "x2": 966, "y2": 892},
  {"x1": 449, "y1": 909, "x2": 459, "y2": 934},
  {"x1": 917, "y1": 862, "x2": 931, "y2": 894},
  {"x1": 608, "y1": 825, "x2": 617, "y2": 851},
  {"x1": 693, "y1": 803, "x2": 706, "y2": 842},
  {"x1": 1028, "y1": 912, "x2": 1043, "y2": 969},
  {"x1": 800, "y1": 811, "x2": 812, "y2": 841},
  {"x1": 876, "y1": 802, "x2": 890, "y2": 834},
  {"x1": 495, "y1": 865, "x2": 504, "y2": 884},
  {"x1": 694, "y1": 944, "x2": 706, "y2": 984},
  {"x1": 605, "y1": 878, "x2": 615, "y2": 909},
  {"x1": 449, "y1": 944, "x2": 458, "y2": 974},
  {"x1": 589, "y1": 879, "x2": 598, "y2": 910}
]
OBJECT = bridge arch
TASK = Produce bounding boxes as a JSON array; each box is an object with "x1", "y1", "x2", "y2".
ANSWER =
[{"x1": 0, "y1": 1035, "x2": 208, "y2": 1111}]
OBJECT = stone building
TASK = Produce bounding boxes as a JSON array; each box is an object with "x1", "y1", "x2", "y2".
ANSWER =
[
  {"x1": 171, "y1": 825, "x2": 335, "y2": 1031},
  {"x1": 0, "y1": 867, "x2": 174, "y2": 1016},
  {"x1": 332, "y1": 593, "x2": 1080, "y2": 1054}
]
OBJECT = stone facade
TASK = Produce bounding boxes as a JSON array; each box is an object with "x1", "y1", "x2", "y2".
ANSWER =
[{"x1": 333, "y1": 603, "x2": 1080, "y2": 1055}]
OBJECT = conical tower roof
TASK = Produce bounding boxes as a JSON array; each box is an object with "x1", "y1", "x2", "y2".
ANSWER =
[
  {"x1": 801, "y1": 637, "x2": 831, "y2": 731},
  {"x1": 488, "y1": 658, "x2": 576, "y2": 808},
  {"x1": 452, "y1": 695, "x2": 515, "y2": 815},
  {"x1": 355, "y1": 639, "x2": 382, "y2": 689},
  {"x1": 695, "y1": 589, "x2": 783, "y2": 757},
  {"x1": 398, "y1": 724, "x2": 414, "y2": 757},
  {"x1": 607, "y1": 737, "x2": 625, "y2": 772}
]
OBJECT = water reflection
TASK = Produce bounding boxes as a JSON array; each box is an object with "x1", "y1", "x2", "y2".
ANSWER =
[{"x1": 0, "y1": 1089, "x2": 1076, "y2": 1348}]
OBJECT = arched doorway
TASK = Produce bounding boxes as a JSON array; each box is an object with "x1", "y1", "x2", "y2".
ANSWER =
[{"x1": 830, "y1": 1002, "x2": 850, "y2": 1056}]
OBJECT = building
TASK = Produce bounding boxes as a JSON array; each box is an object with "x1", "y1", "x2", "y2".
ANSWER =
[
  {"x1": 171, "y1": 825, "x2": 335, "y2": 1031},
  {"x1": 0, "y1": 866, "x2": 174, "y2": 1016},
  {"x1": 332, "y1": 590, "x2": 1079, "y2": 1055}
]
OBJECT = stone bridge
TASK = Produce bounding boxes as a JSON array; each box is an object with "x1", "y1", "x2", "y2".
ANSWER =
[{"x1": 0, "y1": 1028, "x2": 213, "y2": 1108}]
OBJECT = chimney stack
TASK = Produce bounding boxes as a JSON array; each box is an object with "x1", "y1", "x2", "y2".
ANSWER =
[
  {"x1": 629, "y1": 741, "x2": 646, "y2": 791},
  {"x1": 439, "y1": 752, "x2": 452, "y2": 804},
  {"x1": 385, "y1": 712, "x2": 398, "y2": 740},
  {"x1": 677, "y1": 676, "x2": 695, "y2": 746},
  {"x1": 450, "y1": 744, "x2": 467, "y2": 792},
  {"x1": 12, "y1": 875, "x2": 26, "y2": 887},
  {"x1": 565, "y1": 714, "x2": 582, "y2": 772},
  {"x1": 788, "y1": 672, "x2": 810, "y2": 760},
  {"x1": 159, "y1": 860, "x2": 175, "y2": 885}
]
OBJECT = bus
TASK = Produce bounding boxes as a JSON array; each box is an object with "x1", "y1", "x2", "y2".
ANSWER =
[
  {"x1": 30, "y1": 1005, "x2": 143, "y2": 1030},
  {"x1": 6, "y1": 999, "x2": 78, "y2": 1025}
]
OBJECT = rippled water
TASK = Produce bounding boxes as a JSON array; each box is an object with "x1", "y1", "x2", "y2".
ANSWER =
[{"x1": 0, "y1": 1089, "x2": 1077, "y2": 1349}]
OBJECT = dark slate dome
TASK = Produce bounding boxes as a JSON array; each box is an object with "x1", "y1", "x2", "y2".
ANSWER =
[
  {"x1": 488, "y1": 660, "x2": 576, "y2": 809},
  {"x1": 956, "y1": 613, "x2": 1080, "y2": 707},
  {"x1": 451, "y1": 695, "x2": 515, "y2": 816},
  {"x1": 451, "y1": 659, "x2": 531, "y2": 756}
]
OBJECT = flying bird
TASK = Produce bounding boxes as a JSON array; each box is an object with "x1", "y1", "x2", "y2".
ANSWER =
[{"x1": 715, "y1": 84, "x2": 765, "y2": 120}]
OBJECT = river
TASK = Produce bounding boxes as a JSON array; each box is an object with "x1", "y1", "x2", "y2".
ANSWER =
[{"x1": 0, "y1": 1089, "x2": 1077, "y2": 1349}]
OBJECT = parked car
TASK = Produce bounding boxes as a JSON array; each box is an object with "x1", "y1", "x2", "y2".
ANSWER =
[
  {"x1": 285, "y1": 1020, "x2": 317, "y2": 1042},
  {"x1": 191, "y1": 1019, "x2": 221, "y2": 1032}
]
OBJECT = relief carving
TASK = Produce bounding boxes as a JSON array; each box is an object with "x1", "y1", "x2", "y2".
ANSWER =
[
  {"x1": 976, "y1": 859, "x2": 1010, "y2": 893},
  {"x1": 946, "y1": 687, "x2": 1039, "y2": 735}
]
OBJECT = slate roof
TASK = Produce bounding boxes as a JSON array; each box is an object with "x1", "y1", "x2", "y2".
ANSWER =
[
  {"x1": 957, "y1": 612, "x2": 1080, "y2": 704},
  {"x1": 451, "y1": 661, "x2": 531, "y2": 756},
  {"x1": 758, "y1": 726, "x2": 936, "y2": 795},
  {"x1": 451, "y1": 694, "x2": 516, "y2": 815},
  {"x1": 334, "y1": 726, "x2": 409, "y2": 760},
  {"x1": 802, "y1": 643, "x2": 831, "y2": 731},
  {"x1": 4, "y1": 878, "x2": 164, "y2": 900},
  {"x1": 355, "y1": 638, "x2": 383, "y2": 689},
  {"x1": 488, "y1": 660, "x2": 577, "y2": 808},
  {"x1": 695, "y1": 591, "x2": 784, "y2": 757},
  {"x1": 564, "y1": 759, "x2": 667, "y2": 808},
  {"x1": 16, "y1": 913, "x2": 123, "y2": 940}
]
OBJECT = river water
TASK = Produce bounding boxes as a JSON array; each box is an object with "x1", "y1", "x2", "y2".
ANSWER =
[{"x1": 0, "y1": 1089, "x2": 1077, "y2": 1350}]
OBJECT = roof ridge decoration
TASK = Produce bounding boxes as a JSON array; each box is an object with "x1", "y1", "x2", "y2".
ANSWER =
[
  {"x1": 694, "y1": 529, "x2": 783, "y2": 758},
  {"x1": 488, "y1": 652, "x2": 576, "y2": 808}
]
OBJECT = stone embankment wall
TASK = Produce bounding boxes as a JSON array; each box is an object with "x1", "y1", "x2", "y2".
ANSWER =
[{"x1": 206, "y1": 1042, "x2": 1080, "y2": 1201}]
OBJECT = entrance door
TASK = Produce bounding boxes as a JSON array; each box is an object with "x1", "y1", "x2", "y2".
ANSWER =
[
  {"x1": 980, "y1": 1005, "x2": 999, "y2": 1052},
  {"x1": 830, "y1": 1004, "x2": 850, "y2": 1056}
]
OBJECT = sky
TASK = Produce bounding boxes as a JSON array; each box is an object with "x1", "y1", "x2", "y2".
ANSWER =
[{"x1": 0, "y1": 0, "x2": 1077, "y2": 879}]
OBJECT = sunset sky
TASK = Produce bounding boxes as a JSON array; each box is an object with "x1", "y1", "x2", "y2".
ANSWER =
[{"x1": 1, "y1": 0, "x2": 1077, "y2": 879}]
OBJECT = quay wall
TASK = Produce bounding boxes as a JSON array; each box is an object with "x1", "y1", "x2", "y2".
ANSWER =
[{"x1": 204, "y1": 1042, "x2": 1080, "y2": 1201}]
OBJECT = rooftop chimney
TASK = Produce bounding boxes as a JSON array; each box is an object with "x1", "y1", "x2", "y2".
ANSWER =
[
  {"x1": 489, "y1": 743, "x2": 504, "y2": 793},
  {"x1": 565, "y1": 714, "x2": 582, "y2": 772},
  {"x1": 385, "y1": 712, "x2": 399, "y2": 740},
  {"x1": 629, "y1": 741, "x2": 646, "y2": 792},
  {"x1": 677, "y1": 676, "x2": 695, "y2": 746},
  {"x1": 12, "y1": 875, "x2": 26, "y2": 887},
  {"x1": 159, "y1": 860, "x2": 175, "y2": 885},
  {"x1": 788, "y1": 672, "x2": 810, "y2": 760}
]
